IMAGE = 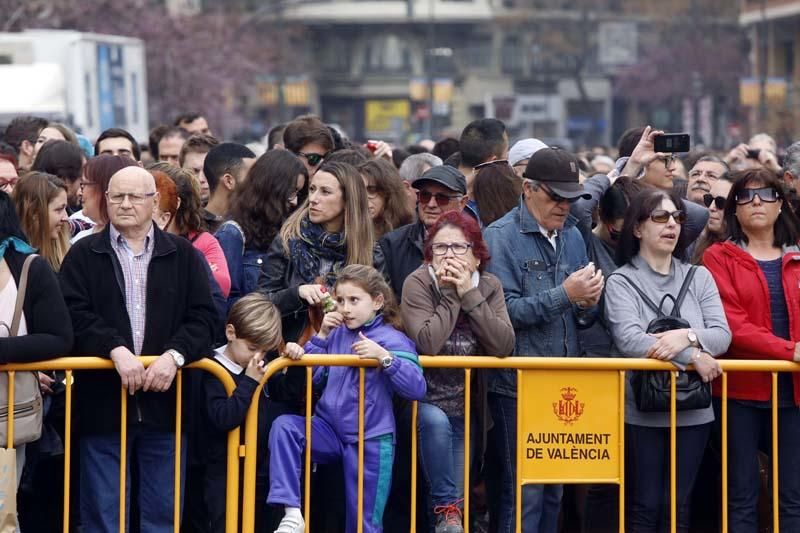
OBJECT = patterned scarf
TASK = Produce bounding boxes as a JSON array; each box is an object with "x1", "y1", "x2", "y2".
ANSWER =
[{"x1": 288, "y1": 216, "x2": 346, "y2": 286}]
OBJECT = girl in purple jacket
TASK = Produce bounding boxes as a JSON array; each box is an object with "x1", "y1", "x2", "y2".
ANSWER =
[{"x1": 269, "y1": 264, "x2": 427, "y2": 533}]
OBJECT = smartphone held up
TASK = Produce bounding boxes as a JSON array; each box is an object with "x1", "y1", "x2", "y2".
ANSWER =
[{"x1": 653, "y1": 133, "x2": 690, "y2": 153}]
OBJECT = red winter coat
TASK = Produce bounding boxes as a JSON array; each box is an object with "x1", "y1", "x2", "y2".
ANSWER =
[{"x1": 703, "y1": 241, "x2": 800, "y2": 404}]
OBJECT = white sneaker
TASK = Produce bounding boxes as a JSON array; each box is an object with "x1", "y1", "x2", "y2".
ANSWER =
[{"x1": 274, "y1": 513, "x2": 305, "y2": 533}]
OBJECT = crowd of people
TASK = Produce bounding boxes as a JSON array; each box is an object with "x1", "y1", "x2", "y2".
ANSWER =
[{"x1": 0, "y1": 111, "x2": 798, "y2": 533}]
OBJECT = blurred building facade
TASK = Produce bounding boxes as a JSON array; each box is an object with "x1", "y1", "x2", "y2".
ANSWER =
[
  {"x1": 240, "y1": 0, "x2": 741, "y2": 147},
  {"x1": 740, "y1": 0, "x2": 800, "y2": 146}
]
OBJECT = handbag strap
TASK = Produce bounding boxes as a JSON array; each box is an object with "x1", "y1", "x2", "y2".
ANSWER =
[
  {"x1": 10, "y1": 254, "x2": 36, "y2": 337},
  {"x1": 609, "y1": 265, "x2": 697, "y2": 318}
]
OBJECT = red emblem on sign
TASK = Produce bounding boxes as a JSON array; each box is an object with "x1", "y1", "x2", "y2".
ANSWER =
[{"x1": 553, "y1": 387, "x2": 584, "y2": 425}]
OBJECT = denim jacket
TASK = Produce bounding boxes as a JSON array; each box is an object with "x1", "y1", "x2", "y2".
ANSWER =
[
  {"x1": 484, "y1": 198, "x2": 595, "y2": 397},
  {"x1": 216, "y1": 221, "x2": 269, "y2": 314}
]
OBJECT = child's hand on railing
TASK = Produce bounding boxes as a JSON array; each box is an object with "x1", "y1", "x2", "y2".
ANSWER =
[
  {"x1": 352, "y1": 332, "x2": 390, "y2": 361},
  {"x1": 282, "y1": 342, "x2": 305, "y2": 361}
]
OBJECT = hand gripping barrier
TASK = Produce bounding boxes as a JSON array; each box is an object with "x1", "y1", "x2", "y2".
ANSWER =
[{"x1": 0, "y1": 357, "x2": 239, "y2": 533}]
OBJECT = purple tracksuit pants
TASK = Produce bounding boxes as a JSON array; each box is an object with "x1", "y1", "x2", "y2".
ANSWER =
[{"x1": 268, "y1": 414, "x2": 395, "y2": 533}]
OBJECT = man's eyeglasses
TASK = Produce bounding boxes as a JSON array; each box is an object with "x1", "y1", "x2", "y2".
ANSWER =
[
  {"x1": 417, "y1": 190, "x2": 463, "y2": 207},
  {"x1": 539, "y1": 183, "x2": 579, "y2": 204},
  {"x1": 735, "y1": 187, "x2": 780, "y2": 205},
  {"x1": 702, "y1": 194, "x2": 726, "y2": 210},
  {"x1": 649, "y1": 209, "x2": 687, "y2": 224},
  {"x1": 296, "y1": 151, "x2": 328, "y2": 167},
  {"x1": 0, "y1": 178, "x2": 19, "y2": 189},
  {"x1": 431, "y1": 242, "x2": 473, "y2": 256},
  {"x1": 106, "y1": 192, "x2": 157, "y2": 205},
  {"x1": 473, "y1": 159, "x2": 510, "y2": 171}
]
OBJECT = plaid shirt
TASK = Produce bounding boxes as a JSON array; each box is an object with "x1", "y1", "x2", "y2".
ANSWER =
[{"x1": 110, "y1": 224, "x2": 154, "y2": 355}]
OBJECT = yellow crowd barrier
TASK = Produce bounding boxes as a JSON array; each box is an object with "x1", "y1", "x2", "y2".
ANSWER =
[
  {"x1": 0, "y1": 357, "x2": 239, "y2": 533},
  {"x1": 2, "y1": 356, "x2": 796, "y2": 532},
  {"x1": 242, "y1": 356, "x2": 800, "y2": 533}
]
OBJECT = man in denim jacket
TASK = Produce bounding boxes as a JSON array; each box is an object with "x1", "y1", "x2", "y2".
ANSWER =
[{"x1": 484, "y1": 147, "x2": 604, "y2": 533}]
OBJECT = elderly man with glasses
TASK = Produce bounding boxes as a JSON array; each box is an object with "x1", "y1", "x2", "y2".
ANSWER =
[{"x1": 60, "y1": 166, "x2": 217, "y2": 532}]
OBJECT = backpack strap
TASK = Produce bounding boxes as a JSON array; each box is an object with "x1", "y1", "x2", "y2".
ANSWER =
[
  {"x1": 607, "y1": 272, "x2": 664, "y2": 316},
  {"x1": 670, "y1": 266, "x2": 697, "y2": 318},
  {"x1": 10, "y1": 254, "x2": 36, "y2": 337}
]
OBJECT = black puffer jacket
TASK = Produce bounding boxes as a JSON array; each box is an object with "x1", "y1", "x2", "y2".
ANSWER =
[{"x1": 377, "y1": 221, "x2": 425, "y2": 302}]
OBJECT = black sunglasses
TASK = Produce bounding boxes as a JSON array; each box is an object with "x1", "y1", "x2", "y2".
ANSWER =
[
  {"x1": 702, "y1": 194, "x2": 726, "y2": 210},
  {"x1": 417, "y1": 190, "x2": 463, "y2": 207},
  {"x1": 539, "y1": 183, "x2": 579, "y2": 204},
  {"x1": 296, "y1": 151, "x2": 328, "y2": 166},
  {"x1": 734, "y1": 187, "x2": 780, "y2": 205},
  {"x1": 649, "y1": 209, "x2": 687, "y2": 224}
]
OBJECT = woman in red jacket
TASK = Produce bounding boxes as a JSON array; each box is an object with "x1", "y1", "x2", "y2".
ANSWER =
[{"x1": 703, "y1": 168, "x2": 800, "y2": 532}]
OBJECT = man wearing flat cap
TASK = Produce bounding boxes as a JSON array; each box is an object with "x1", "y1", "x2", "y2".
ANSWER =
[
  {"x1": 378, "y1": 165, "x2": 469, "y2": 301},
  {"x1": 484, "y1": 147, "x2": 605, "y2": 533}
]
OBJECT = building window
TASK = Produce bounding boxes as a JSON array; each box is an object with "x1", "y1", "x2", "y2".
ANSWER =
[
  {"x1": 363, "y1": 35, "x2": 411, "y2": 74},
  {"x1": 465, "y1": 37, "x2": 492, "y2": 69},
  {"x1": 321, "y1": 37, "x2": 351, "y2": 73},
  {"x1": 501, "y1": 36, "x2": 523, "y2": 74}
]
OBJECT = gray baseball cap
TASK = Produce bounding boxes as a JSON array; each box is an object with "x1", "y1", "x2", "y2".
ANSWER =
[{"x1": 411, "y1": 165, "x2": 467, "y2": 195}]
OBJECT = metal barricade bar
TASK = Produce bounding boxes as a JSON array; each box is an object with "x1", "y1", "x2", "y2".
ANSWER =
[
  {"x1": 241, "y1": 356, "x2": 800, "y2": 533},
  {"x1": 0, "y1": 357, "x2": 239, "y2": 533}
]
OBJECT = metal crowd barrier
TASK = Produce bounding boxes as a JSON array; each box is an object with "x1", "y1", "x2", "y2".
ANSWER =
[
  {"x1": 0, "y1": 357, "x2": 239, "y2": 533},
  {"x1": 241, "y1": 356, "x2": 800, "y2": 533},
  {"x1": 1, "y1": 356, "x2": 795, "y2": 532}
]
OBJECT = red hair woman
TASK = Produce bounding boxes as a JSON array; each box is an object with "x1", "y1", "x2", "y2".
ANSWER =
[{"x1": 400, "y1": 210, "x2": 515, "y2": 532}]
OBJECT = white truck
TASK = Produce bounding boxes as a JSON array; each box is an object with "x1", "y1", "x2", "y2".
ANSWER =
[{"x1": 0, "y1": 29, "x2": 148, "y2": 142}]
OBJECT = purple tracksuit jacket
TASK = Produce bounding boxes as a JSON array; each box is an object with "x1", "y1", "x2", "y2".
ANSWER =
[{"x1": 306, "y1": 314, "x2": 427, "y2": 440}]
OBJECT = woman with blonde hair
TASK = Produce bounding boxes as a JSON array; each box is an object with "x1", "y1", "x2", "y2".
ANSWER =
[
  {"x1": 261, "y1": 160, "x2": 375, "y2": 343},
  {"x1": 12, "y1": 172, "x2": 70, "y2": 271}
]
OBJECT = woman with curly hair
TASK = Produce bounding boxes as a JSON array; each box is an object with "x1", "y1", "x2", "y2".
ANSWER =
[{"x1": 216, "y1": 150, "x2": 308, "y2": 312}]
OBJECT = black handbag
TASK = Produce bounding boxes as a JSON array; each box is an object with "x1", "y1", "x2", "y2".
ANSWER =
[{"x1": 611, "y1": 266, "x2": 712, "y2": 412}]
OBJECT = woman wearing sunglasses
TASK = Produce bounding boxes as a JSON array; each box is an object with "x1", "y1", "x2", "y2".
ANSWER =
[
  {"x1": 689, "y1": 172, "x2": 735, "y2": 265},
  {"x1": 604, "y1": 188, "x2": 730, "y2": 533},
  {"x1": 401, "y1": 211, "x2": 514, "y2": 532},
  {"x1": 702, "y1": 169, "x2": 800, "y2": 531}
]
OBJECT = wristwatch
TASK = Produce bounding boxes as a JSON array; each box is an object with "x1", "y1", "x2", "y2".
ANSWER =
[
  {"x1": 687, "y1": 330, "x2": 698, "y2": 347},
  {"x1": 380, "y1": 354, "x2": 394, "y2": 370},
  {"x1": 166, "y1": 349, "x2": 185, "y2": 368}
]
